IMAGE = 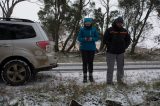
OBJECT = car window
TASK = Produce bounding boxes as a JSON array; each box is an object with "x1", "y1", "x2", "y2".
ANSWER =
[
  {"x1": 0, "y1": 23, "x2": 13, "y2": 40},
  {"x1": 0, "y1": 23, "x2": 36, "y2": 40}
]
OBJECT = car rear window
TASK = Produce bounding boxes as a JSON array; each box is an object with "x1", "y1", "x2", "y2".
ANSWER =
[{"x1": 0, "y1": 23, "x2": 36, "y2": 40}]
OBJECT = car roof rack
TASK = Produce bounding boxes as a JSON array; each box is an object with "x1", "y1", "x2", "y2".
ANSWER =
[{"x1": 0, "y1": 17, "x2": 34, "y2": 23}]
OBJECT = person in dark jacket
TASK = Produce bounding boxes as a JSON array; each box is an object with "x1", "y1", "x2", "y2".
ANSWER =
[
  {"x1": 103, "y1": 17, "x2": 131, "y2": 85},
  {"x1": 78, "y1": 18, "x2": 99, "y2": 83}
]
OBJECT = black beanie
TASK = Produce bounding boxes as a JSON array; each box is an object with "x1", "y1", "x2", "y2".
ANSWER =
[{"x1": 115, "y1": 17, "x2": 123, "y2": 23}]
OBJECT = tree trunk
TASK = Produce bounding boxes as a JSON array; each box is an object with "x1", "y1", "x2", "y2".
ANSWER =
[
  {"x1": 66, "y1": 23, "x2": 80, "y2": 52},
  {"x1": 65, "y1": 0, "x2": 83, "y2": 52},
  {"x1": 130, "y1": 42, "x2": 137, "y2": 54},
  {"x1": 99, "y1": 33, "x2": 104, "y2": 51},
  {"x1": 129, "y1": 0, "x2": 154, "y2": 54},
  {"x1": 54, "y1": 33, "x2": 59, "y2": 52},
  {"x1": 98, "y1": 0, "x2": 110, "y2": 52},
  {"x1": 61, "y1": 29, "x2": 74, "y2": 52},
  {"x1": 54, "y1": 22, "x2": 60, "y2": 52}
]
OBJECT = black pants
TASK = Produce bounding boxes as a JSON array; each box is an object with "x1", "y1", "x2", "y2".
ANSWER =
[{"x1": 81, "y1": 50, "x2": 95, "y2": 74}]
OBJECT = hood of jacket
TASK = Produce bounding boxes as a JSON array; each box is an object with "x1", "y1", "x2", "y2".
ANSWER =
[
  {"x1": 84, "y1": 18, "x2": 93, "y2": 23},
  {"x1": 112, "y1": 17, "x2": 124, "y2": 30}
]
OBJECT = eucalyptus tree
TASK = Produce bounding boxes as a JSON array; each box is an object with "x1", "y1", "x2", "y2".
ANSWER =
[
  {"x1": 38, "y1": 0, "x2": 91, "y2": 52},
  {"x1": 93, "y1": 0, "x2": 119, "y2": 51},
  {"x1": 61, "y1": 0, "x2": 85, "y2": 52},
  {"x1": 118, "y1": 0, "x2": 155, "y2": 54},
  {"x1": 0, "y1": 0, "x2": 26, "y2": 18},
  {"x1": 64, "y1": 0, "x2": 91, "y2": 52},
  {"x1": 38, "y1": 0, "x2": 70, "y2": 52}
]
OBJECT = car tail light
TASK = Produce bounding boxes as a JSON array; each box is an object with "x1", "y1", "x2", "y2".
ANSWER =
[{"x1": 36, "y1": 41, "x2": 50, "y2": 51}]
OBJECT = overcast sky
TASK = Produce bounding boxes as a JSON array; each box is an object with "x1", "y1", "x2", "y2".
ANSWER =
[
  {"x1": 0, "y1": 0, "x2": 41, "y2": 21},
  {"x1": 12, "y1": 1, "x2": 41, "y2": 21},
  {"x1": 0, "y1": 0, "x2": 118, "y2": 21},
  {"x1": 0, "y1": 0, "x2": 160, "y2": 48}
]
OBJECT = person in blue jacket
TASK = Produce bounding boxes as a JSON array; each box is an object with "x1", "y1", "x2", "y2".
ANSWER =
[{"x1": 78, "y1": 18, "x2": 99, "y2": 83}]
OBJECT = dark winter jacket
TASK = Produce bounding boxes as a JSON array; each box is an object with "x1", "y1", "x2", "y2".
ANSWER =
[{"x1": 103, "y1": 21, "x2": 131, "y2": 54}]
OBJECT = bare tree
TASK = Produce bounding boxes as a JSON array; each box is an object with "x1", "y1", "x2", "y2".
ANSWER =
[{"x1": 0, "y1": 0, "x2": 27, "y2": 18}]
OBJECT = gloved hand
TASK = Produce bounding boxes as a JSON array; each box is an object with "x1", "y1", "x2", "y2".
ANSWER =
[{"x1": 85, "y1": 37, "x2": 92, "y2": 41}]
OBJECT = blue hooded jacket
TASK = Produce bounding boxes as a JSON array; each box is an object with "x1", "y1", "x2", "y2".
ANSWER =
[{"x1": 78, "y1": 18, "x2": 99, "y2": 51}]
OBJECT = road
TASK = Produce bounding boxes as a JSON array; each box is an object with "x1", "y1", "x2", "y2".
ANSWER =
[{"x1": 52, "y1": 61, "x2": 160, "y2": 71}]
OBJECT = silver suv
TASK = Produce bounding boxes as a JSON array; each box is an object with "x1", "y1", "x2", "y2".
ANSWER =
[{"x1": 0, "y1": 18, "x2": 58, "y2": 86}]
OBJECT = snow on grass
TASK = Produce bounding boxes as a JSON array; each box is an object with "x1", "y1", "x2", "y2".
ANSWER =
[
  {"x1": 51, "y1": 69, "x2": 160, "y2": 84},
  {"x1": 0, "y1": 69, "x2": 160, "y2": 106},
  {"x1": 43, "y1": 69, "x2": 160, "y2": 105}
]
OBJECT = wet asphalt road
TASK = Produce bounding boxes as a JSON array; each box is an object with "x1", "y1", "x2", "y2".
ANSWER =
[{"x1": 52, "y1": 61, "x2": 160, "y2": 72}]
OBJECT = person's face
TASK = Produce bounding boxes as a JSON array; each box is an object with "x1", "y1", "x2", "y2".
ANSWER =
[
  {"x1": 84, "y1": 22, "x2": 92, "y2": 26},
  {"x1": 116, "y1": 22, "x2": 123, "y2": 28}
]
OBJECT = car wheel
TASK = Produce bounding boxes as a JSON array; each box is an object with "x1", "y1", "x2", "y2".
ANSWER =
[{"x1": 1, "y1": 60, "x2": 31, "y2": 86}]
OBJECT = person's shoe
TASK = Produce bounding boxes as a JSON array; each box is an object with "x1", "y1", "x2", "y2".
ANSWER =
[
  {"x1": 107, "y1": 82, "x2": 114, "y2": 85},
  {"x1": 89, "y1": 73, "x2": 94, "y2": 82},
  {"x1": 83, "y1": 78, "x2": 87, "y2": 83},
  {"x1": 89, "y1": 76, "x2": 94, "y2": 82},
  {"x1": 83, "y1": 73, "x2": 87, "y2": 83}
]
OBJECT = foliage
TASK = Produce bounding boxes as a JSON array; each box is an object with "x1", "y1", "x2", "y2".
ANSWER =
[
  {"x1": 118, "y1": 0, "x2": 155, "y2": 54},
  {"x1": 93, "y1": 0, "x2": 120, "y2": 51},
  {"x1": 38, "y1": 0, "x2": 93, "y2": 52},
  {"x1": 38, "y1": 0, "x2": 70, "y2": 51}
]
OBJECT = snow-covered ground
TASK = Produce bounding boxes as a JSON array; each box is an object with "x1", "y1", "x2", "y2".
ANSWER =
[{"x1": 0, "y1": 69, "x2": 160, "y2": 106}]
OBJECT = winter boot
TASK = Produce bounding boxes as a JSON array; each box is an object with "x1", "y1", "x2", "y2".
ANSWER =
[
  {"x1": 89, "y1": 73, "x2": 94, "y2": 82},
  {"x1": 83, "y1": 73, "x2": 87, "y2": 83}
]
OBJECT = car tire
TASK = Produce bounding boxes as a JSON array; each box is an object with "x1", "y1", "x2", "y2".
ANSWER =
[{"x1": 1, "y1": 60, "x2": 31, "y2": 86}]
